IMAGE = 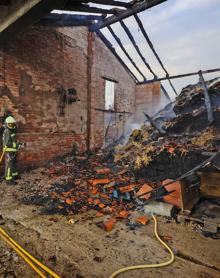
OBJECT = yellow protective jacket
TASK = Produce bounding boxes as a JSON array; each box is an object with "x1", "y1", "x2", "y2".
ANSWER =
[{"x1": 2, "y1": 128, "x2": 18, "y2": 152}]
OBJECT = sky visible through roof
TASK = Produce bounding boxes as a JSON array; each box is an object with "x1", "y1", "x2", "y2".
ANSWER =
[{"x1": 55, "y1": 0, "x2": 220, "y2": 99}]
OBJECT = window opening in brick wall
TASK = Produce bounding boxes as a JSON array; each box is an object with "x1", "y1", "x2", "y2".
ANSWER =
[{"x1": 105, "y1": 80, "x2": 115, "y2": 110}]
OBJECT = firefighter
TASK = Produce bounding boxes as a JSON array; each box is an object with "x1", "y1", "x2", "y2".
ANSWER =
[{"x1": 2, "y1": 116, "x2": 19, "y2": 185}]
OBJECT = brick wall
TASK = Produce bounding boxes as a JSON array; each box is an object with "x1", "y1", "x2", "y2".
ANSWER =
[
  {"x1": 0, "y1": 26, "x2": 136, "y2": 169},
  {"x1": 91, "y1": 33, "x2": 136, "y2": 148},
  {"x1": 0, "y1": 26, "x2": 89, "y2": 169},
  {"x1": 134, "y1": 82, "x2": 169, "y2": 123}
]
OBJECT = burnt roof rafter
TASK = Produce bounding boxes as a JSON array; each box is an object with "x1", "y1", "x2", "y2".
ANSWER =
[
  {"x1": 96, "y1": 29, "x2": 138, "y2": 82},
  {"x1": 119, "y1": 19, "x2": 156, "y2": 79},
  {"x1": 80, "y1": 0, "x2": 131, "y2": 8},
  {"x1": 38, "y1": 13, "x2": 103, "y2": 27},
  {"x1": 63, "y1": 3, "x2": 117, "y2": 14},
  {"x1": 107, "y1": 25, "x2": 146, "y2": 81},
  {"x1": 133, "y1": 13, "x2": 178, "y2": 95},
  {"x1": 62, "y1": 0, "x2": 129, "y2": 14},
  {"x1": 90, "y1": 0, "x2": 167, "y2": 30}
]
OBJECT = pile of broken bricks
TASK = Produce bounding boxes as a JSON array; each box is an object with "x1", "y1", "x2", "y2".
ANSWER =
[{"x1": 21, "y1": 155, "x2": 182, "y2": 232}]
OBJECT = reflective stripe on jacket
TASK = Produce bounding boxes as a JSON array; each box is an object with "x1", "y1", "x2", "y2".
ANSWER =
[{"x1": 2, "y1": 128, "x2": 18, "y2": 152}]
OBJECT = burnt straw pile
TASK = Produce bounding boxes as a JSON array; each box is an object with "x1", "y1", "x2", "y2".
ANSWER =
[
  {"x1": 115, "y1": 77, "x2": 220, "y2": 181},
  {"x1": 20, "y1": 78, "x2": 220, "y2": 230}
]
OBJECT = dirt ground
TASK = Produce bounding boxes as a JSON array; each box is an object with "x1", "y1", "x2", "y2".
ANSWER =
[{"x1": 0, "y1": 169, "x2": 220, "y2": 278}]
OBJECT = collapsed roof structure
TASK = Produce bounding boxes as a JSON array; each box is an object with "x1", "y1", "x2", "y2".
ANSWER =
[
  {"x1": 1, "y1": 0, "x2": 220, "y2": 100},
  {"x1": 0, "y1": 1, "x2": 219, "y2": 277}
]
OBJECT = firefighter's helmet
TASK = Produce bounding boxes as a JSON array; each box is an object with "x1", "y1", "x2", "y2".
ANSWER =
[{"x1": 5, "y1": 116, "x2": 16, "y2": 130}]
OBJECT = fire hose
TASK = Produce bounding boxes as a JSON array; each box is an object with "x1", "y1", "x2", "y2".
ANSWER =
[
  {"x1": 0, "y1": 227, "x2": 61, "y2": 278},
  {"x1": 109, "y1": 215, "x2": 175, "y2": 278},
  {"x1": 0, "y1": 148, "x2": 61, "y2": 277},
  {"x1": 0, "y1": 145, "x2": 174, "y2": 277},
  {"x1": 0, "y1": 148, "x2": 6, "y2": 164}
]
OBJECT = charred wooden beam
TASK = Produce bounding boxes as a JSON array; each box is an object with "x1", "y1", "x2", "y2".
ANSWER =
[
  {"x1": 199, "y1": 70, "x2": 214, "y2": 124},
  {"x1": 120, "y1": 20, "x2": 156, "y2": 78},
  {"x1": 89, "y1": 0, "x2": 131, "y2": 8},
  {"x1": 134, "y1": 13, "x2": 177, "y2": 96},
  {"x1": 119, "y1": 20, "x2": 171, "y2": 100},
  {"x1": 143, "y1": 112, "x2": 166, "y2": 135},
  {"x1": 138, "y1": 68, "x2": 220, "y2": 84},
  {"x1": 38, "y1": 13, "x2": 103, "y2": 26},
  {"x1": 0, "y1": 0, "x2": 66, "y2": 44},
  {"x1": 86, "y1": 31, "x2": 93, "y2": 152},
  {"x1": 90, "y1": 0, "x2": 167, "y2": 30},
  {"x1": 63, "y1": 3, "x2": 117, "y2": 14},
  {"x1": 107, "y1": 25, "x2": 146, "y2": 81},
  {"x1": 161, "y1": 84, "x2": 171, "y2": 100},
  {"x1": 71, "y1": 0, "x2": 129, "y2": 7},
  {"x1": 96, "y1": 30, "x2": 138, "y2": 82},
  {"x1": 95, "y1": 108, "x2": 132, "y2": 114}
]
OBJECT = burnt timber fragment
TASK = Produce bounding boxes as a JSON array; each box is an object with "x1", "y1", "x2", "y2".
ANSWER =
[
  {"x1": 143, "y1": 112, "x2": 166, "y2": 135},
  {"x1": 199, "y1": 70, "x2": 214, "y2": 124}
]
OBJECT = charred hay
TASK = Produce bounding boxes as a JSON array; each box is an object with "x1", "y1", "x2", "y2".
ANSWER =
[
  {"x1": 114, "y1": 78, "x2": 220, "y2": 181},
  {"x1": 19, "y1": 78, "x2": 220, "y2": 221}
]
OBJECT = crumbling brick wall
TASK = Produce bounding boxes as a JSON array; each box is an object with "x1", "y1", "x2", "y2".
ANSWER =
[
  {"x1": 0, "y1": 26, "x2": 137, "y2": 169},
  {"x1": 0, "y1": 26, "x2": 89, "y2": 169},
  {"x1": 134, "y1": 82, "x2": 169, "y2": 123},
  {"x1": 91, "y1": 33, "x2": 136, "y2": 148}
]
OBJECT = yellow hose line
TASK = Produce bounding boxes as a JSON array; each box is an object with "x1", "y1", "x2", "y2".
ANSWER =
[
  {"x1": 0, "y1": 227, "x2": 61, "y2": 278},
  {"x1": 109, "y1": 215, "x2": 175, "y2": 278},
  {"x1": 0, "y1": 232, "x2": 46, "y2": 278},
  {"x1": 0, "y1": 149, "x2": 5, "y2": 164}
]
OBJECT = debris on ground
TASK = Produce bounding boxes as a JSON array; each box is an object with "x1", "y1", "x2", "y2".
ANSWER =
[
  {"x1": 115, "y1": 78, "x2": 220, "y2": 181},
  {"x1": 16, "y1": 78, "x2": 220, "y2": 234}
]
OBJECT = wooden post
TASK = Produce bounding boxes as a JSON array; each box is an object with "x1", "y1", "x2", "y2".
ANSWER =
[
  {"x1": 198, "y1": 70, "x2": 214, "y2": 124},
  {"x1": 86, "y1": 31, "x2": 93, "y2": 152}
]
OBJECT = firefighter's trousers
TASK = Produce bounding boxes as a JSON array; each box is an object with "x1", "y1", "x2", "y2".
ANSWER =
[{"x1": 5, "y1": 152, "x2": 18, "y2": 181}]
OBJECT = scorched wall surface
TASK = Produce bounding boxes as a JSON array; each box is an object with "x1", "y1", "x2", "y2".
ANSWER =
[
  {"x1": 91, "y1": 33, "x2": 136, "y2": 148},
  {"x1": 0, "y1": 26, "x2": 136, "y2": 168}
]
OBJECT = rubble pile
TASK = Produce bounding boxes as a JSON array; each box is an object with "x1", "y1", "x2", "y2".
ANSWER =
[
  {"x1": 115, "y1": 78, "x2": 220, "y2": 181},
  {"x1": 21, "y1": 155, "x2": 150, "y2": 230},
  {"x1": 19, "y1": 78, "x2": 220, "y2": 231}
]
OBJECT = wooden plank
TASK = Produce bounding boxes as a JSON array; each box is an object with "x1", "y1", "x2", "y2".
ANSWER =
[
  {"x1": 198, "y1": 171, "x2": 220, "y2": 198},
  {"x1": 180, "y1": 178, "x2": 200, "y2": 212}
]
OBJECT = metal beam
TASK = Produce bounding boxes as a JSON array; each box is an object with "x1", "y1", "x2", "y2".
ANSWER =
[
  {"x1": 96, "y1": 29, "x2": 138, "y2": 82},
  {"x1": 90, "y1": 0, "x2": 167, "y2": 30},
  {"x1": 0, "y1": 0, "x2": 66, "y2": 43},
  {"x1": 107, "y1": 25, "x2": 146, "y2": 81},
  {"x1": 137, "y1": 68, "x2": 220, "y2": 85}
]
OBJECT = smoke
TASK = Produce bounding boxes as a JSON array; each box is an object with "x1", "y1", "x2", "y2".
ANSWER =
[{"x1": 122, "y1": 92, "x2": 174, "y2": 144}]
